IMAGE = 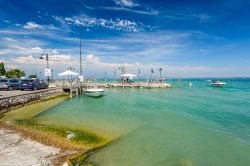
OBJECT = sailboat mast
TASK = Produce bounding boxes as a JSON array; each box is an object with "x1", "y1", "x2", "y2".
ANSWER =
[{"x1": 80, "y1": 30, "x2": 82, "y2": 76}]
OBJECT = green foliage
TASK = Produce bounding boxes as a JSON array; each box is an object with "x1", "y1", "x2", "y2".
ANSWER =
[
  {"x1": 29, "y1": 74, "x2": 37, "y2": 79},
  {"x1": 6, "y1": 69, "x2": 25, "y2": 78},
  {"x1": 0, "y1": 62, "x2": 6, "y2": 76}
]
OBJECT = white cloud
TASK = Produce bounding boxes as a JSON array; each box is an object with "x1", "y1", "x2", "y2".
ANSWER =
[
  {"x1": 23, "y1": 22, "x2": 43, "y2": 29},
  {"x1": 98, "y1": 6, "x2": 159, "y2": 15},
  {"x1": 1, "y1": 52, "x2": 249, "y2": 78},
  {"x1": 162, "y1": 11, "x2": 211, "y2": 23},
  {"x1": 23, "y1": 22, "x2": 58, "y2": 30},
  {"x1": 50, "y1": 49, "x2": 60, "y2": 54},
  {"x1": 1, "y1": 54, "x2": 76, "y2": 74},
  {"x1": 0, "y1": 46, "x2": 43, "y2": 55},
  {"x1": 0, "y1": 37, "x2": 44, "y2": 55},
  {"x1": 85, "y1": 54, "x2": 100, "y2": 63},
  {"x1": 56, "y1": 15, "x2": 151, "y2": 32},
  {"x1": 114, "y1": 0, "x2": 139, "y2": 8}
]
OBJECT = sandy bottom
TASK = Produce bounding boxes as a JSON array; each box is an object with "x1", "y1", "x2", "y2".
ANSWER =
[{"x1": 0, "y1": 128, "x2": 60, "y2": 166}]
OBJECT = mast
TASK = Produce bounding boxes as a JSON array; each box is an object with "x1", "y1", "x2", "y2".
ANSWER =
[{"x1": 80, "y1": 30, "x2": 82, "y2": 76}]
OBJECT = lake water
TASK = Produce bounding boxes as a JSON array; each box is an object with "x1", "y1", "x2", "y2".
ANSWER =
[{"x1": 35, "y1": 79, "x2": 250, "y2": 166}]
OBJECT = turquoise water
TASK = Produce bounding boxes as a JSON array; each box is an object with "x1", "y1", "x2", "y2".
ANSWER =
[{"x1": 35, "y1": 79, "x2": 250, "y2": 166}]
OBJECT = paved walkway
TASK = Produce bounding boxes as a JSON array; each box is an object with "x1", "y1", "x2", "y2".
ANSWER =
[
  {"x1": 0, "y1": 88, "x2": 60, "y2": 99},
  {"x1": 0, "y1": 129, "x2": 60, "y2": 166}
]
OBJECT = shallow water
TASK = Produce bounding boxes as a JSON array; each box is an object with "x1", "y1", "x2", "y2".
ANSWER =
[{"x1": 35, "y1": 79, "x2": 250, "y2": 166}]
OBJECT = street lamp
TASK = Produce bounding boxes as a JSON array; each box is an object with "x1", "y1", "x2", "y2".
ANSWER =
[
  {"x1": 113, "y1": 69, "x2": 116, "y2": 83},
  {"x1": 39, "y1": 71, "x2": 42, "y2": 80},
  {"x1": 104, "y1": 72, "x2": 107, "y2": 83},
  {"x1": 158, "y1": 67, "x2": 162, "y2": 81},
  {"x1": 150, "y1": 69, "x2": 154, "y2": 83},
  {"x1": 118, "y1": 66, "x2": 127, "y2": 74},
  {"x1": 138, "y1": 68, "x2": 141, "y2": 83},
  {"x1": 40, "y1": 54, "x2": 50, "y2": 86},
  {"x1": 67, "y1": 66, "x2": 75, "y2": 71}
]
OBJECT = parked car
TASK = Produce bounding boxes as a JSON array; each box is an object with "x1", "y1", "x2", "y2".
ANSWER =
[
  {"x1": 19, "y1": 79, "x2": 48, "y2": 90},
  {"x1": 0, "y1": 78, "x2": 20, "y2": 90}
]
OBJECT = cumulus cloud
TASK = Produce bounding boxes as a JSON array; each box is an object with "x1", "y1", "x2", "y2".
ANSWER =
[
  {"x1": 0, "y1": 46, "x2": 43, "y2": 55},
  {"x1": 85, "y1": 54, "x2": 100, "y2": 63},
  {"x1": 1, "y1": 52, "x2": 247, "y2": 78},
  {"x1": 2, "y1": 54, "x2": 76, "y2": 71},
  {"x1": 79, "y1": 54, "x2": 220, "y2": 78}
]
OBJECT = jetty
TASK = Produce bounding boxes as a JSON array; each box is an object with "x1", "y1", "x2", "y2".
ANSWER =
[
  {"x1": 0, "y1": 80, "x2": 173, "y2": 113},
  {"x1": 53, "y1": 81, "x2": 172, "y2": 96}
]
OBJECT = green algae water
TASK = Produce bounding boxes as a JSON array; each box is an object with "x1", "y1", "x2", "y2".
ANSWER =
[{"x1": 34, "y1": 79, "x2": 250, "y2": 166}]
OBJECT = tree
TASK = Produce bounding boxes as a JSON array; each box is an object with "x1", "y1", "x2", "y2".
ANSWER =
[
  {"x1": 6, "y1": 69, "x2": 25, "y2": 78},
  {"x1": 29, "y1": 74, "x2": 37, "y2": 79},
  {"x1": 0, "y1": 62, "x2": 6, "y2": 76}
]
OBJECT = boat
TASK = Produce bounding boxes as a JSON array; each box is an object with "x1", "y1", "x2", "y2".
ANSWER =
[
  {"x1": 84, "y1": 88, "x2": 104, "y2": 97},
  {"x1": 188, "y1": 82, "x2": 193, "y2": 86},
  {"x1": 211, "y1": 80, "x2": 226, "y2": 87}
]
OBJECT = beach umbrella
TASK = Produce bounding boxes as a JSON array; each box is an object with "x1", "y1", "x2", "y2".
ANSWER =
[
  {"x1": 58, "y1": 70, "x2": 79, "y2": 98},
  {"x1": 121, "y1": 73, "x2": 136, "y2": 80},
  {"x1": 58, "y1": 70, "x2": 79, "y2": 76}
]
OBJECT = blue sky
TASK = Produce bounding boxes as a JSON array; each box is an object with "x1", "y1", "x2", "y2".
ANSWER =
[{"x1": 0, "y1": 0, "x2": 250, "y2": 78}]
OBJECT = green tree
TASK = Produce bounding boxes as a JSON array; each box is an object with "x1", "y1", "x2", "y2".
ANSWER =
[
  {"x1": 0, "y1": 62, "x2": 6, "y2": 76},
  {"x1": 29, "y1": 74, "x2": 37, "y2": 79},
  {"x1": 6, "y1": 69, "x2": 25, "y2": 78}
]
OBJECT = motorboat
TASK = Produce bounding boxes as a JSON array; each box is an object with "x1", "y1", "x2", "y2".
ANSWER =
[
  {"x1": 211, "y1": 80, "x2": 226, "y2": 87},
  {"x1": 188, "y1": 82, "x2": 193, "y2": 86},
  {"x1": 84, "y1": 88, "x2": 104, "y2": 97}
]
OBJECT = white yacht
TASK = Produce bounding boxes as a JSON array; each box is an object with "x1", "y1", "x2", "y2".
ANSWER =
[{"x1": 84, "y1": 87, "x2": 104, "y2": 97}]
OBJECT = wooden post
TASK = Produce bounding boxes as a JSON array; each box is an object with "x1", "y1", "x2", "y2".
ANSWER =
[
  {"x1": 76, "y1": 87, "x2": 79, "y2": 96},
  {"x1": 80, "y1": 81, "x2": 82, "y2": 94},
  {"x1": 70, "y1": 80, "x2": 72, "y2": 98},
  {"x1": 76, "y1": 80, "x2": 78, "y2": 96}
]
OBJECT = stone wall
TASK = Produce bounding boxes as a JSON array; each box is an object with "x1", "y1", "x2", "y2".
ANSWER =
[{"x1": 0, "y1": 89, "x2": 65, "y2": 114}]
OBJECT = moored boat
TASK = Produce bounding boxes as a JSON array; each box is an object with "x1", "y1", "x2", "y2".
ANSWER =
[
  {"x1": 84, "y1": 88, "x2": 104, "y2": 97},
  {"x1": 211, "y1": 80, "x2": 226, "y2": 87}
]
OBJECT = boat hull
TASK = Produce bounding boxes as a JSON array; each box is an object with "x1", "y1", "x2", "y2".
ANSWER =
[
  {"x1": 211, "y1": 83, "x2": 226, "y2": 87},
  {"x1": 84, "y1": 89, "x2": 104, "y2": 97}
]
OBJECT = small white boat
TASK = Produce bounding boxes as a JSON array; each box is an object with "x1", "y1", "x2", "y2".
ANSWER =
[
  {"x1": 84, "y1": 88, "x2": 104, "y2": 97},
  {"x1": 188, "y1": 82, "x2": 193, "y2": 86},
  {"x1": 211, "y1": 81, "x2": 226, "y2": 87}
]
